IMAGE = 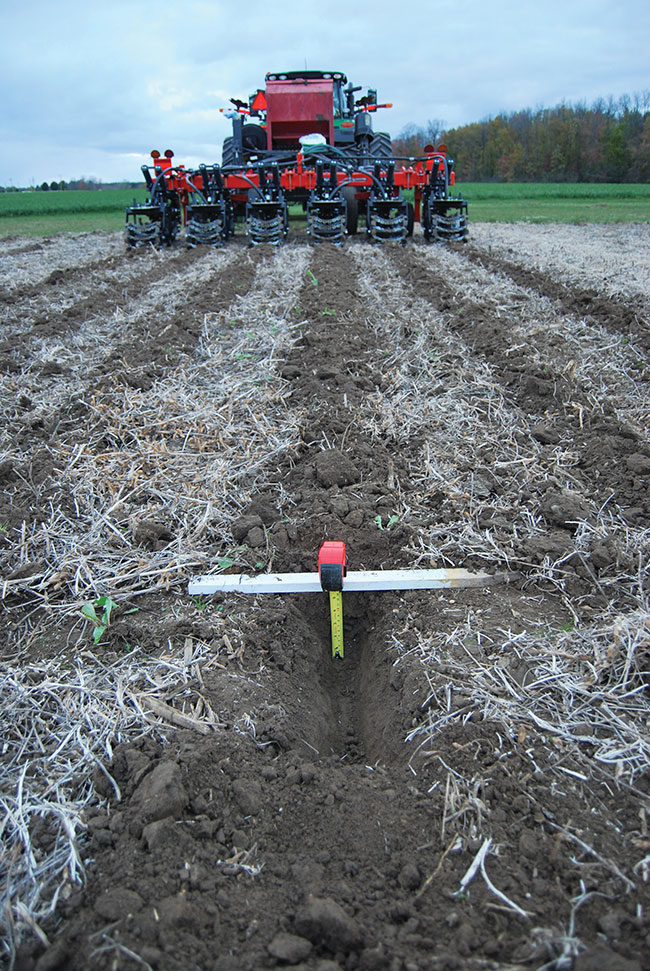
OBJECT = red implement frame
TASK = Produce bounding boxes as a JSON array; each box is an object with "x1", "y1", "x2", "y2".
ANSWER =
[{"x1": 147, "y1": 150, "x2": 454, "y2": 224}]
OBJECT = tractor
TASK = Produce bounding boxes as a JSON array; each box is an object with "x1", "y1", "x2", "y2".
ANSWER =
[{"x1": 125, "y1": 70, "x2": 468, "y2": 247}]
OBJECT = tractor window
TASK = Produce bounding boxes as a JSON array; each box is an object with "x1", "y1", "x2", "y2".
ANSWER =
[{"x1": 332, "y1": 81, "x2": 343, "y2": 119}]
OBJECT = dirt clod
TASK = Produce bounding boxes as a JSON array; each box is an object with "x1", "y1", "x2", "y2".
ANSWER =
[
  {"x1": 268, "y1": 932, "x2": 313, "y2": 963},
  {"x1": 132, "y1": 761, "x2": 189, "y2": 823},
  {"x1": 314, "y1": 449, "x2": 360, "y2": 488},
  {"x1": 294, "y1": 895, "x2": 364, "y2": 953}
]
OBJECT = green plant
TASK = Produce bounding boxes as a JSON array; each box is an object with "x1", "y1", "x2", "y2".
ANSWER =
[
  {"x1": 374, "y1": 514, "x2": 399, "y2": 531},
  {"x1": 217, "y1": 556, "x2": 234, "y2": 570},
  {"x1": 193, "y1": 595, "x2": 209, "y2": 612},
  {"x1": 320, "y1": 308, "x2": 336, "y2": 316},
  {"x1": 306, "y1": 268, "x2": 318, "y2": 286},
  {"x1": 81, "y1": 596, "x2": 137, "y2": 644},
  {"x1": 81, "y1": 596, "x2": 118, "y2": 644}
]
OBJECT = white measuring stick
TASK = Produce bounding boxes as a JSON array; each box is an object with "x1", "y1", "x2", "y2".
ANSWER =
[{"x1": 188, "y1": 567, "x2": 506, "y2": 596}]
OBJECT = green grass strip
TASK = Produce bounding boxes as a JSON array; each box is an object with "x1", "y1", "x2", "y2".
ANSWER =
[{"x1": 1, "y1": 183, "x2": 649, "y2": 237}]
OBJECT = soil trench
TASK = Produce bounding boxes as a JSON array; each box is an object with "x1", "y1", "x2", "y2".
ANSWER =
[{"x1": 309, "y1": 593, "x2": 406, "y2": 765}]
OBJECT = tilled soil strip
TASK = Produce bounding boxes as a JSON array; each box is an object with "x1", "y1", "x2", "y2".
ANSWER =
[
  {"x1": 421, "y1": 245, "x2": 650, "y2": 429},
  {"x1": 463, "y1": 243, "x2": 650, "y2": 354},
  {"x1": 2, "y1": 242, "x2": 313, "y2": 962},
  {"x1": 0, "y1": 245, "x2": 248, "y2": 376},
  {"x1": 390, "y1": 243, "x2": 650, "y2": 524}
]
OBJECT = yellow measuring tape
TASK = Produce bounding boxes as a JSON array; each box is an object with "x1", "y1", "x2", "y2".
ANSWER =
[{"x1": 329, "y1": 591, "x2": 344, "y2": 658}]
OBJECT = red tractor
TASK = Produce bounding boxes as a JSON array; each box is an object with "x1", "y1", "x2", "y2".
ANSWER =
[{"x1": 126, "y1": 70, "x2": 468, "y2": 247}]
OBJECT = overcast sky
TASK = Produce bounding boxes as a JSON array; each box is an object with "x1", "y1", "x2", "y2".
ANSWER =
[{"x1": 2, "y1": 0, "x2": 648, "y2": 185}]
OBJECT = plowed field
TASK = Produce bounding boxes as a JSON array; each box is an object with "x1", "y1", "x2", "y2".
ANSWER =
[{"x1": 2, "y1": 224, "x2": 650, "y2": 971}]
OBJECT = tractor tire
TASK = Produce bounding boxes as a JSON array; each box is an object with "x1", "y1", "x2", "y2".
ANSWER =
[
  {"x1": 370, "y1": 132, "x2": 392, "y2": 159},
  {"x1": 342, "y1": 186, "x2": 358, "y2": 235},
  {"x1": 242, "y1": 124, "x2": 267, "y2": 153},
  {"x1": 222, "y1": 137, "x2": 236, "y2": 168}
]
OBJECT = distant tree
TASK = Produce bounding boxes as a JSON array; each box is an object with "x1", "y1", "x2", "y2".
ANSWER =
[
  {"x1": 49, "y1": 181, "x2": 60, "y2": 191},
  {"x1": 605, "y1": 123, "x2": 630, "y2": 181},
  {"x1": 425, "y1": 118, "x2": 445, "y2": 147},
  {"x1": 40, "y1": 182, "x2": 49, "y2": 191}
]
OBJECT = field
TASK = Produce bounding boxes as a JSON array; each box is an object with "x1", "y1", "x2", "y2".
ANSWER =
[
  {"x1": 1, "y1": 222, "x2": 650, "y2": 971},
  {"x1": 0, "y1": 190, "x2": 149, "y2": 238},
  {"x1": 1, "y1": 183, "x2": 649, "y2": 237}
]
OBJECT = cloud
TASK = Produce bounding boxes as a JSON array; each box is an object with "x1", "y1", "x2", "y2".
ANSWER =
[{"x1": 1, "y1": 0, "x2": 649, "y2": 183}]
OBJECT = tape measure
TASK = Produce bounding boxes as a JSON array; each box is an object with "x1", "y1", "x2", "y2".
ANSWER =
[
  {"x1": 328, "y1": 591, "x2": 344, "y2": 659},
  {"x1": 318, "y1": 541, "x2": 346, "y2": 659}
]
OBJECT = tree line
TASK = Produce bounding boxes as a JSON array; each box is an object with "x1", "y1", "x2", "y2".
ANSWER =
[
  {"x1": 394, "y1": 93, "x2": 650, "y2": 182},
  {"x1": 0, "y1": 179, "x2": 142, "y2": 193}
]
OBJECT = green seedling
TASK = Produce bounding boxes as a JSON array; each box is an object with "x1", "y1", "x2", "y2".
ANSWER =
[
  {"x1": 81, "y1": 596, "x2": 137, "y2": 644},
  {"x1": 81, "y1": 596, "x2": 118, "y2": 644},
  {"x1": 320, "y1": 308, "x2": 336, "y2": 316},
  {"x1": 306, "y1": 269, "x2": 318, "y2": 286},
  {"x1": 255, "y1": 560, "x2": 265, "y2": 570},
  {"x1": 217, "y1": 556, "x2": 234, "y2": 570},
  {"x1": 374, "y1": 514, "x2": 399, "y2": 531},
  {"x1": 0, "y1": 521, "x2": 8, "y2": 532},
  {"x1": 193, "y1": 595, "x2": 209, "y2": 612}
]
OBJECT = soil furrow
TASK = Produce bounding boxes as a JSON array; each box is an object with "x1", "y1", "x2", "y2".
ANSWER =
[
  {"x1": 463, "y1": 240, "x2": 650, "y2": 354},
  {"x1": 0, "y1": 232, "x2": 124, "y2": 291},
  {"x1": 0, "y1": 245, "x2": 248, "y2": 378},
  {"x1": 390, "y1": 242, "x2": 650, "y2": 523}
]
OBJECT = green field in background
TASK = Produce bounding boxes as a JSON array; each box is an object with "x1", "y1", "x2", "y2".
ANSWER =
[
  {"x1": 457, "y1": 182, "x2": 650, "y2": 223},
  {"x1": 0, "y1": 183, "x2": 649, "y2": 237},
  {"x1": 0, "y1": 188, "x2": 147, "y2": 217}
]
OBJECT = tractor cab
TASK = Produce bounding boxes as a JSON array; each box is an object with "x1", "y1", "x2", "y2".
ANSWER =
[{"x1": 247, "y1": 71, "x2": 380, "y2": 151}]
